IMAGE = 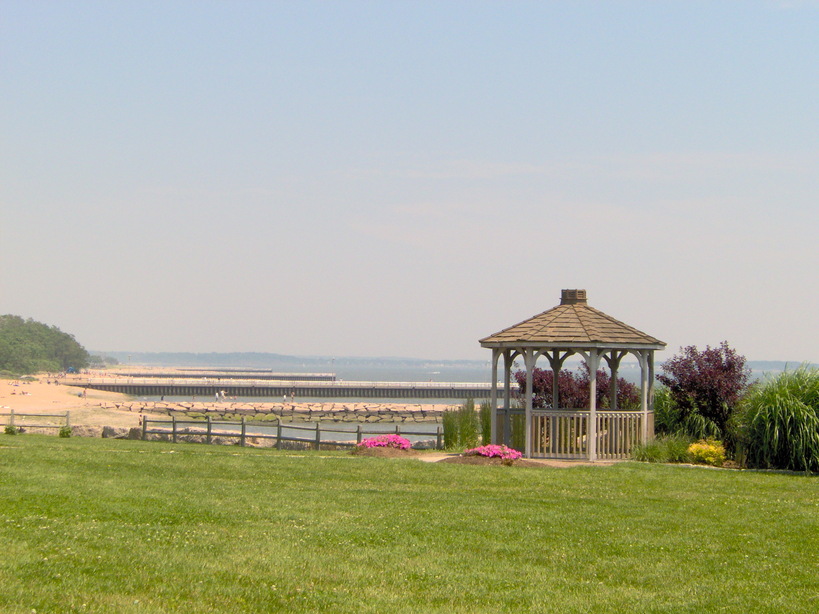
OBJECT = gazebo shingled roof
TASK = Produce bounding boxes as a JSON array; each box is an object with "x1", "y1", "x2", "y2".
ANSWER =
[
  {"x1": 480, "y1": 289, "x2": 663, "y2": 348},
  {"x1": 480, "y1": 289, "x2": 666, "y2": 461}
]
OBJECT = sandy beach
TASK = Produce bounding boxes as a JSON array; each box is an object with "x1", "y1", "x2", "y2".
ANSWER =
[
  {"x1": 0, "y1": 377, "x2": 140, "y2": 428},
  {"x1": 0, "y1": 373, "x2": 456, "y2": 429}
]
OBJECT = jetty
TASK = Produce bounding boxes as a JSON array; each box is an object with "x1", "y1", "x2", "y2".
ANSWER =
[{"x1": 109, "y1": 370, "x2": 337, "y2": 381}]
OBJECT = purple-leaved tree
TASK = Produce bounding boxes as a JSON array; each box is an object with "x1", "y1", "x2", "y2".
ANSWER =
[
  {"x1": 656, "y1": 341, "x2": 750, "y2": 438},
  {"x1": 514, "y1": 363, "x2": 640, "y2": 410}
]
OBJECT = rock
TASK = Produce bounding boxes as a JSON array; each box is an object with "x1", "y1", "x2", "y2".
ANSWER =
[
  {"x1": 71, "y1": 425, "x2": 103, "y2": 438},
  {"x1": 412, "y1": 439, "x2": 438, "y2": 450},
  {"x1": 102, "y1": 425, "x2": 130, "y2": 439}
]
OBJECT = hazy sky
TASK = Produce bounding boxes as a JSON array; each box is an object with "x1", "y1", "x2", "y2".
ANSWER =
[{"x1": 2, "y1": 1, "x2": 817, "y2": 363}]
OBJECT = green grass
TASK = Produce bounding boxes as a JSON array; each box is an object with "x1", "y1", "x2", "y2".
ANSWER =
[
  {"x1": 632, "y1": 434, "x2": 693, "y2": 463},
  {"x1": 1, "y1": 436, "x2": 818, "y2": 613}
]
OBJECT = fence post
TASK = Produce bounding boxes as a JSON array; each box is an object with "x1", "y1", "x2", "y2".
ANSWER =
[
  {"x1": 206, "y1": 415, "x2": 212, "y2": 445},
  {"x1": 142, "y1": 417, "x2": 147, "y2": 440},
  {"x1": 172, "y1": 415, "x2": 177, "y2": 444},
  {"x1": 436, "y1": 425, "x2": 443, "y2": 450},
  {"x1": 276, "y1": 418, "x2": 282, "y2": 450},
  {"x1": 314, "y1": 422, "x2": 321, "y2": 450},
  {"x1": 65, "y1": 411, "x2": 71, "y2": 428},
  {"x1": 395, "y1": 424, "x2": 400, "y2": 435},
  {"x1": 9, "y1": 409, "x2": 14, "y2": 427},
  {"x1": 356, "y1": 424, "x2": 362, "y2": 444},
  {"x1": 240, "y1": 417, "x2": 246, "y2": 447}
]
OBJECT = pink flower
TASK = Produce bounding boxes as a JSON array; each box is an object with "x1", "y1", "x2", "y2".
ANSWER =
[
  {"x1": 357, "y1": 434, "x2": 412, "y2": 450},
  {"x1": 463, "y1": 444, "x2": 522, "y2": 461}
]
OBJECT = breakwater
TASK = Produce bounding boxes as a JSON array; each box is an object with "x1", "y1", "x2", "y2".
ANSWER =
[
  {"x1": 66, "y1": 377, "x2": 499, "y2": 400},
  {"x1": 111, "y1": 371, "x2": 336, "y2": 381}
]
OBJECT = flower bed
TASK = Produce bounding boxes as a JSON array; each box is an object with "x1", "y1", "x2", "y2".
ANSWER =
[
  {"x1": 356, "y1": 434, "x2": 412, "y2": 451},
  {"x1": 687, "y1": 439, "x2": 726, "y2": 467},
  {"x1": 463, "y1": 444, "x2": 522, "y2": 462}
]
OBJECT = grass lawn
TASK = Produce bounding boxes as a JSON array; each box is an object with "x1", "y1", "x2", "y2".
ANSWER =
[{"x1": 1, "y1": 436, "x2": 818, "y2": 613}]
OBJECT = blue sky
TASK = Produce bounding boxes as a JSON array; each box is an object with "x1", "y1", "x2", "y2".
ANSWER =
[{"x1": 1, "y1": 1, "x2": 817, "y2": 362}]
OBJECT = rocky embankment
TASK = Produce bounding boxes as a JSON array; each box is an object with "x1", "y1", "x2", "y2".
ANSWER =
[{"x1": 96, "y1": 401, "x2": 454, "y2": 423}]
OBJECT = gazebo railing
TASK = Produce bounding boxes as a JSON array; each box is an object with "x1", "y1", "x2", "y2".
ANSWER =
[{"x1": 497, "y1": 409, "x2": 649, "y2": 460}]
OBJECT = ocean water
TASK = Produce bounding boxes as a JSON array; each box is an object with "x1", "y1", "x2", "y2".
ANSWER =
[{"x1": 141, "y1": 395, "x2": 466, "y2": 405}]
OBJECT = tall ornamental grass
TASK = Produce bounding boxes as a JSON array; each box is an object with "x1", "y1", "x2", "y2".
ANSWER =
[
  {"x1": 442, "y1": 399, "x2": 480, "y2": 450},
  {"x1": 738, "y1": 365, "x2": 819, "y2": 472},
  {"x1": 479, "y1": 400, "x2": 491, "y2": 445},
  {"x1": 510, "y1": 413, "x2": 526, "y2": 451}
]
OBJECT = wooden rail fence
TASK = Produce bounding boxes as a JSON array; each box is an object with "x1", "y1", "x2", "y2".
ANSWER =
[
  {"x1": 141, "y1": 416, "x2": 444, "y2": 450},
  {"x1": 496, "y1": 409, "x2": 649, "y2": 460},
  {"x1": 531, "y1": 410, "x2": 646, "y2": 460},
  {"x1": 0, "y1": 410, "x2": 70, "y2": 432}
]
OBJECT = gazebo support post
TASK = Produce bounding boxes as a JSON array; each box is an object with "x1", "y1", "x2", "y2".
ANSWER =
[
  {"x1": 502, "y1": 350, "x2": 514, "y2": 446},
  {"x1": 524, "y1": 349, "x2": 535, "y2": 458},
  {"x1": 635, "y1": 350, "x2": 650, "y2": 442},
  {"x1": 546, "y1": 350, "x2": 574, "y2": 409},
  {"x1": 585, "y1": 350, "x2": 600, "y2": 462},
  {"x1": 603, "y1": 351, "x2": 626, "y2": 411},
  {"x1": 490, "y1": 348, "x2": 500, "y2": 445},
  {"x1": 648, "y1": 352, "x2": 656, "y2": 440}
]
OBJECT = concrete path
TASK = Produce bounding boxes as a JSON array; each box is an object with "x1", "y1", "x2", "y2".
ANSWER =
[{"x1": 416, "y1": 452, "x2": 618, "y2": 466}]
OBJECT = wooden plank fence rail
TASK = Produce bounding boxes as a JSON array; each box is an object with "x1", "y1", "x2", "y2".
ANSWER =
[
  {"x1": 0, "y1": 410, "x2": 70, "y2": 431},
  {"x1": 141, "y1": 417, "x2": 444, "y2": 450}
]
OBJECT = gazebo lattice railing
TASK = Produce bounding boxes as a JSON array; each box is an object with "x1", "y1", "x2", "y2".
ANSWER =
[{"x1": 480, "y1": 289, "x2": 666, "y2": 461}]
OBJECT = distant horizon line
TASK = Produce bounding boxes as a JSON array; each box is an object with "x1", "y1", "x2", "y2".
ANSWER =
[{"x1": 93, "y1": 350, "x2": 815, "y2": 369}]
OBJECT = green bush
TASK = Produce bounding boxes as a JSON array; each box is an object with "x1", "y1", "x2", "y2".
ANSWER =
[
  {"x1": 632, "y1": 435, "x2": 692, "y2": 463},
  {"x1": 736, "y1": 365, "x2": 819, "y2": 473},
  {"x1": 653, "y1": 386, "x2": 681, "y2": 435},
  {"x1": 5, "y1": 425, "x2": 18, "y2": 435},
  {"x1": 59, "y1": 426, "x2": 72, "y2": 438},
  {"x1": 653, "y1": 385, "x2": 721, "y2": 440}
]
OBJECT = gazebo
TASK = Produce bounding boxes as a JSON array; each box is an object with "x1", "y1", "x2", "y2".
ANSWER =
[{"x1": 479, "y1": 289, "x2": 666, "y2": 461}]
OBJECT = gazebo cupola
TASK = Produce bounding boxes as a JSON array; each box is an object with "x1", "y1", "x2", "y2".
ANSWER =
[{"x1": 480, "y1": 289, "x2": 666, "y2": 461}]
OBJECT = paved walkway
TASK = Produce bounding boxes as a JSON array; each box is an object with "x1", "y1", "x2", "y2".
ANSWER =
[{"x1": 416, "y1": 453, "x2": 618, "y2": 466}]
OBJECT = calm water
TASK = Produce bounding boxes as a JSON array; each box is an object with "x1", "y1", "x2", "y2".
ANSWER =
[{"x1": 149, "y1": 419, "x2": 440, "y2": 445}]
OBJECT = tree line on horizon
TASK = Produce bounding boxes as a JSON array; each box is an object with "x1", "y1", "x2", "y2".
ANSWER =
[{"x1": 0, "y1": 315, "x2": 90, "y2": 375}]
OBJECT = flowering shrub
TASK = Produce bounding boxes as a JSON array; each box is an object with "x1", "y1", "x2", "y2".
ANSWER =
[
  {"x1": 464, "y1": 444, "x2": 522, "y2": 462},
  {"x1": 357, "y1": 434, "x2": 412, "y2": 450},
  {"x1": 687, "y1": 438, "x2": 726, "y2": 467}
]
